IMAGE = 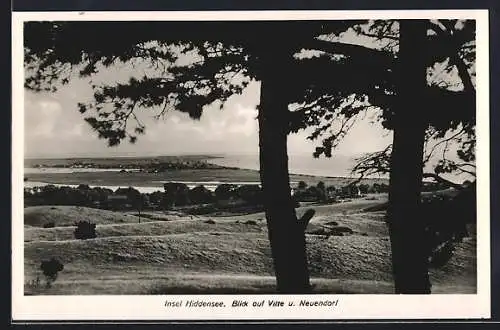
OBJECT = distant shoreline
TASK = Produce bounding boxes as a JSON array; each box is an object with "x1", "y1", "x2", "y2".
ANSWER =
[
  {"x1": 23, "y1": 153, "x2": 226, "y2": 160},
  {"x1": 23, "y1": 154, "x2": 390, "y2": 189}
]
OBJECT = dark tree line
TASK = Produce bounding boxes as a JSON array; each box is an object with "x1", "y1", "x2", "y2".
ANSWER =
[
  {"x1": 293, "y1": 180, "x2": 389, "y2": 203},
  {"x1": 24, "y1": 182, "x2": 264, "y2": 211}
]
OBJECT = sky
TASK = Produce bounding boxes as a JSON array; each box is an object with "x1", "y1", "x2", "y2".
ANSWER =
[
  {"x1": 24, "y1": 78, "x2": 393, "y2": 159},
  {"x1": 23, "y1": 25, "x2": 395, "y2": 159}
]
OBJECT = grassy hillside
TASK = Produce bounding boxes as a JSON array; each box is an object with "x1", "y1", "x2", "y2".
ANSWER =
[
  {"x1": 24, "y1": 206, "x2": 189, "y2": 227},
  {"x1": 25, "y1": 218, "x2": 265, "y2": 242},
  {"x1": 23, "y1": 196, "x2": 476, "y2": 295}
]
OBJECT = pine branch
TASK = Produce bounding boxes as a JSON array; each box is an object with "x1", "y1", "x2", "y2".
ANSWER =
[{"x1": 304, "y1": 38, "x2": 395, "y2": 66}]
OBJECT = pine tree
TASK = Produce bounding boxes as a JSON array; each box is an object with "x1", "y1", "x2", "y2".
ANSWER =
[
  {"x1": 24, "y1": 19, "x2": 476, "y2": 293},
  {"x1": 25, "y1": 20, "x2": 368, "y2": 292}
]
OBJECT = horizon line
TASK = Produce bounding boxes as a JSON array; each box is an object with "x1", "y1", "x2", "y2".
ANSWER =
[{"x1": 24, "y1": 151, "x2": 365, "y2": 160}]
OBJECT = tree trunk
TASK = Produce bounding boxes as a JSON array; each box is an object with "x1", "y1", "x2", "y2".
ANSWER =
[
  {"x1": 387, "y1": 20, "x2": 431, "y2": 294},
  {"x1": 257, "y1": 43, "x2": 311, "y2": 293}
]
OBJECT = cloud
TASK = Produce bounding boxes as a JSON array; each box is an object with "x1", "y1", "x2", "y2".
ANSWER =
[
  {"x1": 287, "y1": 108, "x2": 393, "y2": 156},
  {"x1": 23, "y1": 68, "x2": 391, "y2": 158},
  {"x1": 25, "y1": 99, "x2": 61, "y2": 137},
  {"x1": 226, "y1": 105, "x2": 258, "y2": 136}
]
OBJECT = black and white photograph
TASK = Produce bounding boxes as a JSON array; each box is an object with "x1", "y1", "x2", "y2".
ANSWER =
[{"x1": 12, "y1": 10, "x2": 490, "y2": 320}]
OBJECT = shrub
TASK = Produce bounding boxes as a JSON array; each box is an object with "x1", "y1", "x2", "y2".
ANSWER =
[
  {"x1": 331, "y1": 226, "x2": 354, "y2": 235},
  {"x1": 316, "y1": 182, "x2": 327, "y2": 202},
  {"x1": 43, "y1": 221, "x2": 55, "y2": 228},
  {"x1": 189, "y1": 185, "x2": 214, "y2": 204},
  {"x1": 308, "y1": 225, "x2": 353, "y2": 237},
  {"x1": 234, "y1": 185, "x2": 263, "y2": 205},
  {"x1": 73, "y1": 220, "x2": 97, "y2": 239},
  {"x1": 308, "y1": 227, "x2": 330, "y2": 236},
  {"x1": 297, "y1": 181, "x2": 308, "y2": 190},
  {"x1": 163, "y1": 182, "x2": 190, "y2": 207},
  {"x1": 293, "y1": 186, "x2": 322, "y2": 202},
  {"x1": 214, "y1": 184, "x2": 237, "y2": 201},
  {"x1": 40, "y1": 258, "x2": 64, "y2": 288},
  {"x1": 359, "y1": 184, "x2": 370, "y2": 195}
]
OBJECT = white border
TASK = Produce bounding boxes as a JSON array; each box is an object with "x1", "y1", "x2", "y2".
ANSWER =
[{"x1": 12, "y1": 10, "x2": 491, "y2": 321}]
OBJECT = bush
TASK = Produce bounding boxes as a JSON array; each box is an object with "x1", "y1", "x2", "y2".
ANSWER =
[
  {"x1": 40, "y1": 258, "x2": 64, "y2": 287},
  {"x1": 331, "y1": 226, "x2": 354, "y2": 235},
  {"x1": 214, "y1": 184, "x2": 237, "y2": 201},
  {"x1": 308, "y1": 225, "x2": 353, "y2": 237},
  {"x1": 189, "y1": 185, "x2": 214, "y2": 204},
  {"x1": 308, "y1": 227, "x2": 330, "y2": 236},
  {"x1": 358, "y1": 184, "x2": 370, "y2": 195},
  {"x1": 234, "y1": 185, "x2": 263, "y2": 205},
  {"x1": 43, "y1": 222, "x2": 55, "y2": 228},
  {"x1": 294, "y1": 186, "x2": 322, "y2": 202},
  {"x1": 163, "y1": 182, "x2": 190, "y2": 207},
  {"x1": 297, "y1": 181, "x2": 308, "y2": 190},
  {"x1": 73, "y1": 220, "x2": 97, "y2": 239},
  {"x1": 244, "y1": 220, "x2": 258, "y2": 226},
  {"x1": 316, "y1": 182, "x2": 327, "y2": 202}
]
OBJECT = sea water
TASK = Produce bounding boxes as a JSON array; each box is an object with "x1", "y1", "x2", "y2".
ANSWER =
[{"x1": 22, "y1": 153, "x2": 363, "y2": 192}]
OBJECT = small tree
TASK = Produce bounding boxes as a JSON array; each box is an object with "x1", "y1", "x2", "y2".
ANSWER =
[
  {"x1": 316, "y1": 181, "x2": 327, "y2": 202},
  {"x1": 326, "y1": 185, "x2": 337, "y2": 201},
  {"x1": 189, "y1": 185, "x2": 214, "y2": 204},
  {"x1": 305, "y1": 186, "x2": 321, "y2": 201},
  {"x1": 40, "y1": 258, "x2": 64, "y2": 288},
  {"x1": 359, "y1": 183, "x2": 370, "y2": 195},
  {"x1": 163, "y1": 182, "x2": 191, "y2": 207},
  {"x1": 74, "y1": 221, "x2": 97, "y2": 239},
  {"x1": 214, "y1": 184, "x2": 237, "y2": 202},
  {"x1": 234, "y1": 185, "x2": 263, "y2": 205},
  {"x1": 77, "y1": 184, "x2": 90, "y2": 190},
  {"x1": 297, "y1": 181, "x2": 308, "y2": 190}
]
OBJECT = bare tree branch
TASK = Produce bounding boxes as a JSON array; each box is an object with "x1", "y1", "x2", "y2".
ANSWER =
[{"x1": 424, "y1": 126, "x2": 466, "y2": 163}]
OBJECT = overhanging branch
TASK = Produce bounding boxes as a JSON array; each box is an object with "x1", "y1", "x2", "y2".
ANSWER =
[{"x1": 302, "y1": 38, "x2": 395, "y2": 66}]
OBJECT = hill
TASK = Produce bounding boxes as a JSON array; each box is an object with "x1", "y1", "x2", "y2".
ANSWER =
[
  {"x1": 24, "y1": 205, "x2": 184, "y2": 227},
  {"x1": 23, "y1": 198, "x2": 476, "y2": 295}
]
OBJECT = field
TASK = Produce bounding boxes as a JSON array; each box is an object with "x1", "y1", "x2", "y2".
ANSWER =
[{"x1": 24, "y1": 194, "x2": 477, "y2": 295}]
